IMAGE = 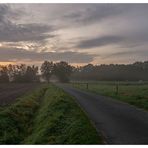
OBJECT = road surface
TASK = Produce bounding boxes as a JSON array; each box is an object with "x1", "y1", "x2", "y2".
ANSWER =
[{"x1": 57, "y1": 83, "x2": 148, "y2": 144}]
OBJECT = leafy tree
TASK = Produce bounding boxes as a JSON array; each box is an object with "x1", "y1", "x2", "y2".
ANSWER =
[
  {"x1": 7, "y1": 64, "x2": 15, "y2": 81},
  {"x1": 54, "y1": 61, "x2": 72, "y2": 82},
  {"x1": 24, "y1": 65, "x2": 39, "y2": 82},
  {"x1": 7, "y1": 64, "x2": 26, "y2": 82},
  {"x1": 41, "y1": 61, "x2": 54, "y2": 83},
  {"x1": 7, "y1": 64, "x2": 39, "y2": 82},
  {"x1": 0, "y1": 66, "x2": 9, "y2": 83},
  {"x1": 71, "y1": 61, "x2": 148, "y2": 81}
]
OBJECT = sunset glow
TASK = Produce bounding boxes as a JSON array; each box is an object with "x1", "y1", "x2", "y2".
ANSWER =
[{"x1": 0, "y1": 62, "x2": 15, "y2": 66}]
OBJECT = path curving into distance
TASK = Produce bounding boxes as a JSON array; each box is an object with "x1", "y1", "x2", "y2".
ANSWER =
[{"x1": 56, "y1": 83, "x2": 148, "y2": 144}]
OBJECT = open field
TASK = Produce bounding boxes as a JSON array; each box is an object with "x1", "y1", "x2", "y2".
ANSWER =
[
  {"x1": 0, "y1": 83, "x2": 44, "y2": 106},
  {"x1": 0, "y1": 84, "x2": 101, "y2": 144},
  {"x1": 70, "y1": 82, "x2": 148, "y2": 110}
]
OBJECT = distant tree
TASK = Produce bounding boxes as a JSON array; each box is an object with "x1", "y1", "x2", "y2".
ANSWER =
[
  {"x1": 41, "y1": 61, "x2": 54, "y2": 83},
  {"x1": 0, "y1": 66, "x2": 9, "y2": 83},
  {"x1": 7, "y1": 64, "x2": 15, "y2": 82},
  {"x1": 9, "y1": 64, "x2": 27, "y2": 82},
  {"x1": 24, "y1": 65, "x2": 39, "y2": 82},
  {"x1": 1, "y1": 60, "x2": 148, "y2": 83},
  {"x1": 7, "y1": 64, "x2": 39, "y2": 82},
  {"x1": 54, "y1": 61, "x2": 72, "y2": 82},
  {"x1": 71, "y1": 61, "x2": 148, "y2": 81}
]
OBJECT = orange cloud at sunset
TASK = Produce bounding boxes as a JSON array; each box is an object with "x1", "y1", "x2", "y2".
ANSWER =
[{"x1": 0, "y1": 62, "x2": 15, "y2": 66}]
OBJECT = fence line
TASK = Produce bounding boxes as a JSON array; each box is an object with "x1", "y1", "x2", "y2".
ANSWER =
[{"x1": 70, "y1": 81, "x2": 148, "y2": 95}]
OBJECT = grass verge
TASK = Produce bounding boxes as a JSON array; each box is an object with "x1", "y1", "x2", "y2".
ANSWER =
[
  {"x1": 0, "y1": 84, "x2": 102, "y2": 144},
  {"x1": 0, "y1": 86, "x2": 47, "y2": 144},
  {"x1": 24, "y1": 84, "x2": 102, "y2": 144},
  {"x1": 71, "y1": 83, "x2": 148, "y2": 110}
]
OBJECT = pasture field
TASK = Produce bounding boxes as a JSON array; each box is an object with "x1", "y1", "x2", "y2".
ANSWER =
[
  {"x1": 0, "y1": 84, "x2": 102, "y2": 144},
  {"x1": 0, "y1": 83, "x2": 44, "y2": 106},
  {"x1": 70, "y1": 82, "x2": 148, "y2": 110}
]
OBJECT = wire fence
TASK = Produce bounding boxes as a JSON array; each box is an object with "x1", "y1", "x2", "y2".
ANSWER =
[{"x1": 70, "y1": 81, "x2": 148, "y2": 95}]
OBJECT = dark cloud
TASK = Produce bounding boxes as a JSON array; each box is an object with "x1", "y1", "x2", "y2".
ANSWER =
[
  {"x1": 62, "y1": 4, "x2": 130, "y2": 26},
  {"x1": 104, "y1": 51, "x2": 136, "y2": 59},
  {"x1": 0, "y1": 5, "x2": 9, "y2": 22},
  {"x1": 103, "y1": 49, "x2": 148, "y2": 59},
  {"x1": 0, "y1": 4, "x2": 24, "y2": 25},
  {"x1": 0, "y1": 23, "x2": 56, "y2": 42},
  {"x1": 60, "y1": 4, "x2": 148, "y2": 51},
  {"x1": 76, "y1": 35, "x2": 124, "y2": 49},
  {"x1": 0, "y1": 4, "x2": 56, "y2": 43},
  {"x1": 1, "y1": 4, "x2": 148, "y2": 64},
  {"x1": 0, "y1": 47, "x2": 96, "y2": 63}
]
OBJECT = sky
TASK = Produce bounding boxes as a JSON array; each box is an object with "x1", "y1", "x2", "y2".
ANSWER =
[{"x1": 0, "y1": 3, "x2": 148, "y2": 66}]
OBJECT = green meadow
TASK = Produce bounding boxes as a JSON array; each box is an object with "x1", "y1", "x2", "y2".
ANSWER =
[{"x1": 71, "y1": 82, "x2": 148, "y2": 110}]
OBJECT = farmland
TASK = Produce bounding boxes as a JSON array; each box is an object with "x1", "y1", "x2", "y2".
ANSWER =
[
  {"x1": 0, "y1": 83, "x2": 44, "y2": 106},
  {"x1": 70, "y1": 81, "x2": 148, "y2": 110},
  {"x1": 0, "y1": 83, "x2": 102, "y2": 144}
]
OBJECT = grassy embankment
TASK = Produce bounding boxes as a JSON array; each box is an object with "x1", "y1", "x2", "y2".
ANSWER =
[
  {"x1": 0, "y1": 84, "x2": 102, "y2": 144},
  {"x1": 71, "y1": 82, "x2": 148, "y2": 110},
  {"x1": 0, "y1": 86, "x2": 47, "y2": 144}
]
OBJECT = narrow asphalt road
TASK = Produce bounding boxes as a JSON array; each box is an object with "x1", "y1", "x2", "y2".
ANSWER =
[{"x1": 56, "y1": 83, "x2": 148, "y2": 144}]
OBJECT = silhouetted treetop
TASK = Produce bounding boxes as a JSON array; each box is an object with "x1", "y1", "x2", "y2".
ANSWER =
[{"x1": 0, "y1": 60, "x2": 148, "y2": 83}]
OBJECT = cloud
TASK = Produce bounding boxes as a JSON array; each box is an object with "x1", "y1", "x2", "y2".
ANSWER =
[
  {"x1": 0, "y1": 4, "x2": 16, "y2": 22},
  {"x1": 0, "y1": 5, "x2": 9, "y2": 22},
  {"x1": 102, "y1": 49, "x2": 148, "y2": 59},
  {"x1": 0, "y1": 4, "x2": 24, "y2": 25},
  {"x1": 75, "y1": 35, "x2": 124, "y2": 49},
  {"x1": 61, "y1": 4, "x2": 130, "y2": 26},
  {"x1": 1, "y1": 4, "x2": 148, "y2": 65},
  {"x1": 0, "y1": 4, "x2": 56, "y2": 43},
  {"x1": 0, "y1": 47, "x2": 97, "y2": 63},
  {"x1": 0, "y1": 23, "x2": 56, "y2": 42},
  {"x1": 59, "y1": 4, "x2": 148, "y2": 50}
]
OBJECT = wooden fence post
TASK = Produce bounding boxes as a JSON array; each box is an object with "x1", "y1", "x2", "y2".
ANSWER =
[
  {"x1": 116, "y1": 83, "x2": 119, "y2": 95},
  {"x1": 86, "y1": 83, "x2": 88, "y2": 89}
]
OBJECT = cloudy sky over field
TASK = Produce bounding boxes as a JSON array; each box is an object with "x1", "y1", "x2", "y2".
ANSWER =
[{"x1": 0, "y1": 4, "x2": 148, "y2": 65}]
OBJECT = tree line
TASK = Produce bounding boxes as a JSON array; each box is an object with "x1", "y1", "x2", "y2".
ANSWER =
[
  {"x1": 0, "y1": 61, "x2": 148, "y2": 83},
  {"x1": 71, "y1": 61, "x2": 148, "y2": 81},
  {"x1": 0, "y1": 61, "x2": 72, "y2": 83}
]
